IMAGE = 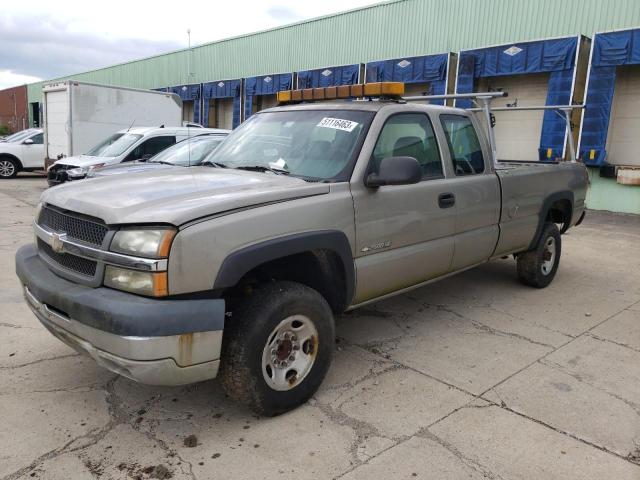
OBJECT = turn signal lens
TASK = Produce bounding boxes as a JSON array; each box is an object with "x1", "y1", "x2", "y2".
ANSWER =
[{"x1": 104, "y1": 266, "x2": 168, "y2": 297}]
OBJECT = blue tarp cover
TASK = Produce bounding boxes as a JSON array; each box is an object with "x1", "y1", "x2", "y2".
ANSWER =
[
  {"x1": 202, "y1": 79, "x2": 242, "y2": 129},
  {"x1": 166, "y1": 84, "x2": 201, "y2": 124},
  {"x1": 365, "y1": 53, "x2": 449, "y2": 105},
  {"x1": 457, "y1": 37, "x2": 578, "y2": 161},
  {"x1": 581, "y1": 29, "x2": 640, "y2": 166},
  {"x1": 297, "y1": 64, "x2": 359, "y2": 88},
  {"x1": 244, "y1": 73, "x2": 293, "y2": 120}
]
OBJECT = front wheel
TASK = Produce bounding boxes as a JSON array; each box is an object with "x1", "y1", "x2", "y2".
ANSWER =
[
  {"x1": 516, "y1": 222, "x2": 561, "y2": 288},
  {"x1": 220, "y1": 281, "x2": 335, "y2": 416},
  {"x1": 0, "y1": 158, "x2": 19, "y2": 179}
]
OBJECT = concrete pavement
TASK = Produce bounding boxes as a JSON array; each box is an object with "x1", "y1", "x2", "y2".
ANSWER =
[{"x1": 1, "y1": 175, "x2": 639, "y2": 479}]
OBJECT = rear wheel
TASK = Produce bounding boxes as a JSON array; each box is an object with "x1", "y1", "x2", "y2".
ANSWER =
[
  {"x1": 220, "y1": 281, "x2": 334, "y2": 416},
  {"x1": 516, "y1": 222, "x2": 561, "y2": 288},
  {"x1": 0, "y1": 158, "x2": 19, "y2": 179}
]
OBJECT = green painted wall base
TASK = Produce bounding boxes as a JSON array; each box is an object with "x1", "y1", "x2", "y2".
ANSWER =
[{"x1": 586, "y1": 167, "x2": 640, "y2": 214}]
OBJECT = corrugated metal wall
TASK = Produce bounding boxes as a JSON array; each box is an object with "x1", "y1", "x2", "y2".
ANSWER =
[{"x1": 26, "y1": 0, "x2": 640, "y2": 121}]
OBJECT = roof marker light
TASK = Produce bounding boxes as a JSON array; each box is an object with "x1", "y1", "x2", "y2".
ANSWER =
[{"x1": 277, "y1": 82, "x2": 405, "y2": 104}]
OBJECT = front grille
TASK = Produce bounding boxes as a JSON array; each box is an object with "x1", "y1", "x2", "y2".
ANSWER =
[
  {"x1": 39, "y1": 206, "x2": 107, "y2": 246},
  {"x1": 38, "y1": 238, "x2": 97, "y2": 277}
]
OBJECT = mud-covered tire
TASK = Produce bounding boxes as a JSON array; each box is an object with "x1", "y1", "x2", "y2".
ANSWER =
[
  {"x1": 517, "y1": 222, "x2": 561, "y2": 288},
  {"x1": 0, "y1": 158, "x2": 19, "y2": 179},
  {"x1": 219, "y1": 281, "x2": 335, "y2": 416}
]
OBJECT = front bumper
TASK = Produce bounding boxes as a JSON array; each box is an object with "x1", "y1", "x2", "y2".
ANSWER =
[
  {"x1": 16, "y1": 244, "x2": 225, "y2": 385},
  {"x1": 47, "y1": 166, "x2": 86, "y2": 186}
]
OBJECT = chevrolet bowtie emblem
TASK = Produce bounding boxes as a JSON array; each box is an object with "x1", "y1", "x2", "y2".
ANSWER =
[{"x1": 50, "y1": 232, "x2": 66, "y2": 254}]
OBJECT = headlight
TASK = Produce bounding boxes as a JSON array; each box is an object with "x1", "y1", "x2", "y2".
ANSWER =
[
  {"x1": 104, "y1": 266, "x2": 168, "y2": 297},
  {"x1": 110, "y1": 228, "x2": 176, "y2": 258},
  {"x1": 67, "y1": 164, "x2": 105, "y2": 178},
  {"x1": 67, "y1": 167, "x2": 87, "y2": 177}
]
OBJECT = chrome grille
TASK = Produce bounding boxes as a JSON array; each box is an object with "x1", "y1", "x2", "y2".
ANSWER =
[
  {"x1": 37, "y1": 238, "x2": 97, "y2": 277},
  {"x1": 39, "y1": 206, "x2": 107, "y2": 246}
]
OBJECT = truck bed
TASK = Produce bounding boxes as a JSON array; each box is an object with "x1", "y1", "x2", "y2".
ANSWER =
[{"x1": 493, "y1": 161, "x2": 588, "y2": 256}]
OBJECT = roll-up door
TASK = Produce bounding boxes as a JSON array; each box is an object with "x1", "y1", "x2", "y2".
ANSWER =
[
  {"x1": 166, "y1": 84, "x2": 201, "y2": 124},
  {"x1": 182, "y1": 101, "x2": 194, "y2": 123},
  {"x1": 604, "y1": 65, "x2": 640, "y2": 166},
  {"x1": 477, "y1": 73, "x2": 549, "y2": 161},
  {"x1": 217, "y1": 98, "x2": 234, "y2": 130},
  {"x1": 244, "y1": 73, "x2": 293, "y2": 120},
  {"x1": 202, "y1": 79, "x2": 241, "y2": 129}
]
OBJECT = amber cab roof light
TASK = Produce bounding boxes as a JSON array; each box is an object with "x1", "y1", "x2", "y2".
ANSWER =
[{"x1": 276, "y1": 82, "x2": 405, "y2": 104}]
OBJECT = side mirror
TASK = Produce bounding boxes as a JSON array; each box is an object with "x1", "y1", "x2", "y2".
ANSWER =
[
  {"x1": 23, "y1": 138, "x2": 34, "y2": 145},
  {"x1": 366, "y1": 156, "x2": 422, "y2": 188}
]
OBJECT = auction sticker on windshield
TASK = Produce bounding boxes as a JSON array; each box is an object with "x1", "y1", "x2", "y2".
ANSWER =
[{"x1": 317, "y1": 117, "x2": 359, "y2": 132}]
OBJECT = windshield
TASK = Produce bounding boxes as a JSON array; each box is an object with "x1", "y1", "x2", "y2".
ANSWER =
[
  {"x1": 150, "y1": 136, "x2": 225, "y2": 166},
  {"x1": 205, "y1": 109, "x2": 374, "y2": 181},
  {"x1": 2, "y1": 129, "x2": 36, "y2": 143},
  {"x1": 85, "y1": 133, "x2": 142, "y2": 157}
]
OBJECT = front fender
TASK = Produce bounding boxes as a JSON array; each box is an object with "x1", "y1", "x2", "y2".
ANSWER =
[{"x1": 213, "y1": 230, "x2": 355, "y2": 305}]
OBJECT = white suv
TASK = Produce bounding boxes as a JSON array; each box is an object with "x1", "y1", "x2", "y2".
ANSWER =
[
  {"x1": 0, "y1": 129, "x2": 45, "y2": 179},
  {"x1": 47, "y1": 126, "x2": 227, "y2": 186}
]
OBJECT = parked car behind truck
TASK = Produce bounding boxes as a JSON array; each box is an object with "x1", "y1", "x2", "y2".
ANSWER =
[
  {"x1": 47, "y1": 126, "x2": 228, "y2": 185},
  {"x1": 16, "y1": 84, "x2": 588, "y2": 416},
  {"x1": 0, "y1": 128, "x2": 44, "y2": 178},
  {"x1": 87, "y1": 132, "x2": 229, "y2": 179}
]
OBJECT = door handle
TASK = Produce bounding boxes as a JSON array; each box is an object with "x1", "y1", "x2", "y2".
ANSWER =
[{"x1": 438, "y1": 192, "x2": 456, "y2": 209}]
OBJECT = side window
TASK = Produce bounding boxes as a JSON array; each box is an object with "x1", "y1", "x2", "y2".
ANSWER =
[
  {"x1": 440, "y1": 115, "x2": 485, "y2": 175},
  {"x1": 371, "y1": 113, "x2": 443, "y2": 179},
  {"x1": 125, "y1": 136, "x2": 176, "y2": 161},
  {"x1": 29, "y1": 133, "x2": 43, "y2": 144}
]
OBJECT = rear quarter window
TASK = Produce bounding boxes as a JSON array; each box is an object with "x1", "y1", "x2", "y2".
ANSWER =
[{"x1": 440, "y1": 114, "x2": 485, "y2": 175}]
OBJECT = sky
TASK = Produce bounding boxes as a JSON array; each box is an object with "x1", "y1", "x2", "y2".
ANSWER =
[{"x1": 0, "y1": 0, "x2": 379, "y2": 89}]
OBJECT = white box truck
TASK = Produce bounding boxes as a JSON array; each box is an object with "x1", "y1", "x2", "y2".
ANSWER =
[{"x1": 42, "y1": 81, "x2": 182, "y2": 168}]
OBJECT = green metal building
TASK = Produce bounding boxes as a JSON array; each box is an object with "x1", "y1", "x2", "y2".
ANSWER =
[{"x1": 25, "y1": 0, "x2": 640, "y2": 213}]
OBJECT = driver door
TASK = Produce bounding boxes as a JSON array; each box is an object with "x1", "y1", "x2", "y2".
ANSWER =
[{"x1": 351, "y1": 112, "x2": 456, "y2": 304}]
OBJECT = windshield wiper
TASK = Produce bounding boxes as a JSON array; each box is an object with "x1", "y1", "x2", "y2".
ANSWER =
[
  {"x1": 234, "y1": 165, "x2": 290, "y2": 175},
  {"x1": 150, "y1": 160, "x2": 177, "y2": 166},
  {"x1": 201, "y1": 160, "x2": 229, "y2": 168}
]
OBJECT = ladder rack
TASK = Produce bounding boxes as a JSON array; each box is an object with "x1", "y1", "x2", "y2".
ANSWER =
[{"x1": 403, "y1": 92, "x2": 584, "y2": 165}]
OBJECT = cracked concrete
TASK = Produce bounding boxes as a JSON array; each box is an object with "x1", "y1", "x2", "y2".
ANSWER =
[{"x1": 1, "y1": 178, "x2": 640, "y2": 479}]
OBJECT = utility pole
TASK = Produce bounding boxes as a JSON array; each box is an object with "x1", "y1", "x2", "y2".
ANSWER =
[{"x1": 187, "y1": 29, "x2": 192, "y2": 83}]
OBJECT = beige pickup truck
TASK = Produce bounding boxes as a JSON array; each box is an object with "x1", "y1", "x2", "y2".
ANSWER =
[{"x1": 16, "y1": 87, "x2": 588, "y2": 415}]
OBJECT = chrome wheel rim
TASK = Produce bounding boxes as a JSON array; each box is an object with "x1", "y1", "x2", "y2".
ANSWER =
[
  {"x1": 541, "y1": 236, "x2": 556, "y2": 275},
  {"x1": 261, "y1": 315, "x2": 318, "y2": 391},
  {"x1": 0, "y1": 160, "x2": 15, "y2": 177}
]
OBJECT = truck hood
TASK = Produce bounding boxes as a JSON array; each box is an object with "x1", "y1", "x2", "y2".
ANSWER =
[
  {"x1": 53, "y1": 155, "x2": 117, "y2": 168},
  {"x1": 41, "y1": 167, "x2": 330, "y2": 225},
  {"x1": 88, "y1": 161, "x2": 173, "y2": 178}
]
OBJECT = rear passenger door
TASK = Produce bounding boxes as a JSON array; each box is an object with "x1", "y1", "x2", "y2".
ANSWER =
[
  {"x1": 439, "y1": 114, "x2": 501, "y2": 270},
  {"x1": 352, "y1": 112, "x2": 456, "y2": 304}
]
